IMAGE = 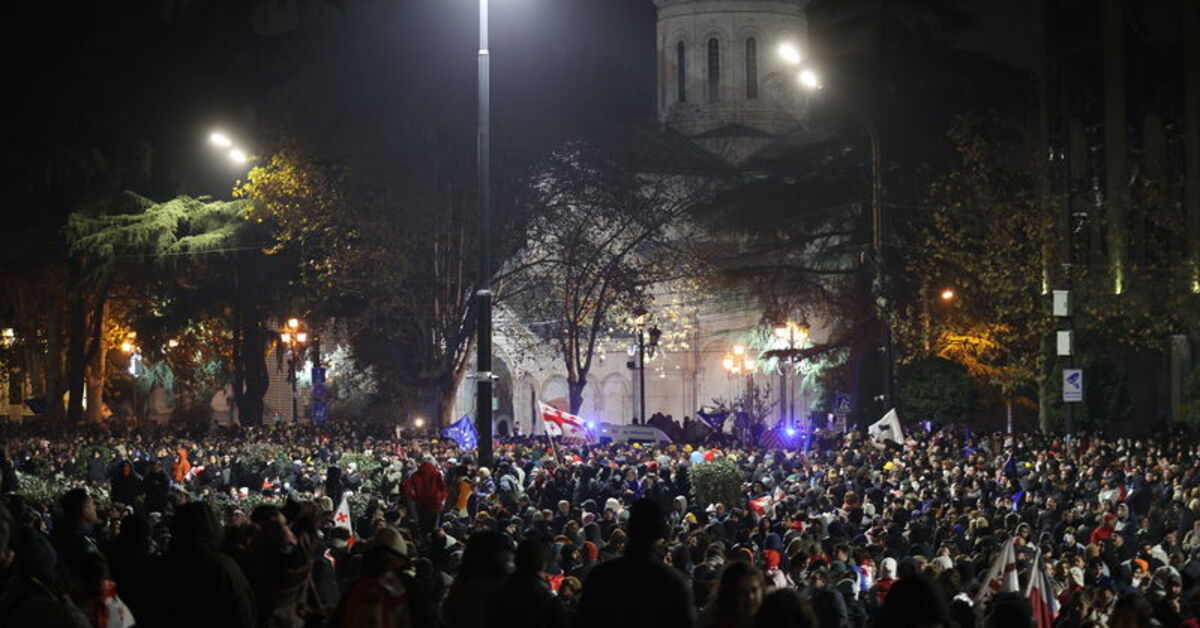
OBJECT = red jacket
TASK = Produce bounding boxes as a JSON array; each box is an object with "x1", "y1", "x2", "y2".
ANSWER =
[{"x1": 404, "y1": 462, "x2": 447, "y2": 512}]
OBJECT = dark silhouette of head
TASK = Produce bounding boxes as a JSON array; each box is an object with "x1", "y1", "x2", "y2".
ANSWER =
[{"x1": 627, "y1": 498, "x2": 668, "y2": 552}]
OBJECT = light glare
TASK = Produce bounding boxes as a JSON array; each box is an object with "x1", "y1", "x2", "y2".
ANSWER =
[
  {"x1": 799, "y1": 69, "x2": 821, "y2": 89},
  {"x1": 229, "y1": 148, "x2": 248, "y2": 164},
  {"x1": 209, "y1": 131, "x2": 232, "y2": 147},
  {"x1": 778, "y1": 43, "x2": 801, "y2": 65}
]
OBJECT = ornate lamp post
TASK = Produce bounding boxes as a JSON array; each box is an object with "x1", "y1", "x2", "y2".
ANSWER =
[{"x1": 280, "y1": 318, "x2": 308, "y2": 424}]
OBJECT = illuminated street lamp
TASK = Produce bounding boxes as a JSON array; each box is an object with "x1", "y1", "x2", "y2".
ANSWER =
[
  {"x1": 722, "y1": 344, "x2": 757, "y2": 425},
  {"x1": 779, "y1": 47, "x2": 891, "y2": 412},
  {"x1": 628, "y1": 307, "x2": 661, "y2": 425},
  {"x1": 280, "y1": 318, "x2": 309, "y2": 423},
  {"x1": 941, "y1": 288, "x2": 957, "y2": 302},
  {"x1": 773, "y1": 322, "x2": 809, "y2": 430},
  {"x1": 207, "y1": 129, "x2": 253, "y2": 167}
]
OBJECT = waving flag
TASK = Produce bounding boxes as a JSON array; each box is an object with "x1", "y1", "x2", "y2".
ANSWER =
[
  {"x1": 1025, "y1": 549, "x2": 1060, "y2": 628},
  {"x1": 975, "y1": 537, "x2": 1019, "y2": 612},
  {"x1": 539, "y1": 402, "x2": 596, "y2": 444},
  {"x1": 868, "y1": 409, "x2": 904, "y2": 444},
  {"x1": 441, "y1": 414, "x2": 478, "y2": 451},
  {"x1": 334, "y1": 491, "x2": 355, "y2": 547},
  {"x1": 696, "y1": 409, "x2": 728, "y2": 432}
]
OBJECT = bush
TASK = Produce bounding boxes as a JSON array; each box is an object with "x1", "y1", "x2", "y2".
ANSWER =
[
  {"x1": 897, "y1": 356, "x2": 973, "y2": 424},
  {"x1": 690, "y1": 458, "x2": 744, "y2": 508}
]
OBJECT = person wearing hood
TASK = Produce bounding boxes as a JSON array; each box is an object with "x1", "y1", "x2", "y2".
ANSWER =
[
  {"x1": 142, "y1": 460, "x2": 170, "y2": 514},
  {"x1": 0, "y1": 524, "x2": 91, "y2": 627},
  {"x1": 484, "y1": 537, "x2": 569, "y2": 628},
  {"x1": 171, "y1": 447, "x2": 191, "y2": 484},
  {"x1": 405, "y1": 456, "x2": 448, "y2": 538},
  {"x1": 149, "y1": 502, "x2": 256, "y2": 628},
  {"x1": 109, "y1": 461, "x2": 143, "y2": 509}
]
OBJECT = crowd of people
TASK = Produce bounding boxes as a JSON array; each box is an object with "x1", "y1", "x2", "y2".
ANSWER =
[{"x1": 0, "y1": 418, "x2": 1198, "y2": 627}]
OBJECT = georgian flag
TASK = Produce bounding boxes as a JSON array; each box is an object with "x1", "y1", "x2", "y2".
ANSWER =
[
  {"x1": 1025, "y1": 549, "x2": 1060, "y2": 628},
  {"x1": 539, "y1": 402, "x2": 596, "y2": 444},
  {"x1": 334, "y1": 491, "x2": 355, "y2": 547},
  {"x1": 974, "y1": 537, "x2": 1019, "y2": 613}
]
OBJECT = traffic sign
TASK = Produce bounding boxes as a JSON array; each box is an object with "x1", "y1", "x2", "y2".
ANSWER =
[
  {"x1": 1062, "y1": 369, "x2": 1083, "y2": 403},
  {"x1": 834, "y1": 394, "x2": 852, "y2": 418},
  {"x1": 311, "y1": 367, "x2": 326, "y2": 384}
]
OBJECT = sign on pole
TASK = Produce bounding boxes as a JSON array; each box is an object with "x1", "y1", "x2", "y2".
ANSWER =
[
  {"x1": 834, "y1": 394, "x2": 852, "y2": 419},
  {"x1": 1062, "y1": 369, "x2": 1083, "y2": 403}
]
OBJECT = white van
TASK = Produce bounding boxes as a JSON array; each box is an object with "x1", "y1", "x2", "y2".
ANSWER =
[{"x1": 594, "y1": 422, "x2": 673, "y2": 445}]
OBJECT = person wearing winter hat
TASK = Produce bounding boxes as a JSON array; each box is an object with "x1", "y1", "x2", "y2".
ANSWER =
[{"x1": 870, "y1": 557, "x2": 898, "y2": 608}]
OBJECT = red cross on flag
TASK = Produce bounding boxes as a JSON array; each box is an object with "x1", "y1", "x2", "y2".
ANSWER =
[
  {"x1": 539, "y1": 402, "x2": 596, "y2": 444},
  {"x1": 334, "y1": 491, "x2": 355, "y2": 547}
]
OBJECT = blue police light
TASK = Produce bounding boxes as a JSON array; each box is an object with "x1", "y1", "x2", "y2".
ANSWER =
[
  {"x1": 587, "y1": 422, "x2": 596, "y2": 430},
  {"x1": 785, "y1": 427, "x2": 797, "y2": 437}
]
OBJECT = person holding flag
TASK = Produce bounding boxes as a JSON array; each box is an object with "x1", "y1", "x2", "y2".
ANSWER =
[{"x1": 539, "y1": 403, "x2": 596, "y2": 444}]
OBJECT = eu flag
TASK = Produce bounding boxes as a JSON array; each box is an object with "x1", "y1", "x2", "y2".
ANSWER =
[{"x1": 441, "y1": 415, "x2": 478, "y2": 451}]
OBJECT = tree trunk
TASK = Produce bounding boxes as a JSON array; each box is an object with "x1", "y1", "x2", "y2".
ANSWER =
[
  {"x1": 85, "y1": 299, "x2": 108, "y2": 423},
  {"x1": 1186, "y1": 0, "x2": 1200, "y2": 287},
  {"x1": 232, "y1": 254, "x2": 268, "y2": 427},
  {"x1": 568, "y1": 375, "x2": 587, "y2": 415},
  {"x1": 45, "y1": 292, "x2": 63, "y2": 420},
  {"x1": 66, "y1": 265, "x2": 86, "y2": 423}
]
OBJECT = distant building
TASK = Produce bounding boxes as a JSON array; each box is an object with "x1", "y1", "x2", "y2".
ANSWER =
[{"x1": 453, "y1": 0, "x2": 837, "y2": 435}]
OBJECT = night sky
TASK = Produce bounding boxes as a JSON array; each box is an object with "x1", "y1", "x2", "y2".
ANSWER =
[{"x1": 0, "y1": 0, "x2": 1164, "y2": 233}]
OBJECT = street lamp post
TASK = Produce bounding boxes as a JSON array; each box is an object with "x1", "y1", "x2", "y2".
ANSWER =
[
  {"x1": 475, "y1": 0, "x2": 495, "y2": 467},
  {"x1": 631, "y1": 309, "x2": 661, "y2": 424},
  {"x1": 778, "y1": 45, "x2": 892, "y2": 412},
  {"x1": 722, "y1": 344, "x2": 757, "y2": 420},
  {"x1": 280, "y1": 318, "x2": 308, "y2": 424},
  {"x1": 774, "y1": 321, "x2": 809, "y2": 430}
]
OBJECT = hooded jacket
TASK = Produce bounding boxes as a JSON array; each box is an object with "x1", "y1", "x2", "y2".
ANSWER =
[{"x1": 405, "y1": 462, "x2": 448, "y2": 512}]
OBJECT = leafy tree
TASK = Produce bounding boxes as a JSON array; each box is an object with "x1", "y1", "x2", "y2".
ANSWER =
[{"x1": 896, "y1": 356, "x2": 972, "y2": 424}]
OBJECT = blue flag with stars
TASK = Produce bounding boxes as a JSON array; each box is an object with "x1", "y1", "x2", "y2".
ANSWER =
[{"x1": 442, "y1": 414, "x2": 478, "y2": 451}]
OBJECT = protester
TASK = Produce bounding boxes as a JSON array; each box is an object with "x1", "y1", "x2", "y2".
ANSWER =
[{"x1": 0, "y1": 419, "x2": 1198, "y2": 627}]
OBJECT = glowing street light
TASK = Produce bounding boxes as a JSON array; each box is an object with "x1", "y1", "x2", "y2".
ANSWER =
[
  {"x1": 209, "y1": 131, "x2": 233, "y2": 148},
  {"x1": 120, "y1": 341, "x2": 136, "y2": 354},
  {"x1": 414, "y1": 417, "x2": 426, "y2": 429},
  {"x1": 228, "y1": 148, "x2": 248, "y2": 165},
  {"x1": 778, "y1": 43, "x2": 802, "y2": 65},
  {"x1": 287, "y1": 318, "x2": 300, "y2": 330},
  {"x1": 799, "y1": 68, "x2": 822, "y2": 90},
  {"x1": 941, "y1": 288, "x2": 957, "y2": 302}
]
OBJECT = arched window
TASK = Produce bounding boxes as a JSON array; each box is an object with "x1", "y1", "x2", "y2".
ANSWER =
[
  {"x1": 745, "y1": 37, "x2": 758, "y2": 99},
  {"x1": 676, "y1": 41, "x2": 687, "y2": 103},
  {"x1": 707, "y1": 37, "x2": 720, "y2": 103}
]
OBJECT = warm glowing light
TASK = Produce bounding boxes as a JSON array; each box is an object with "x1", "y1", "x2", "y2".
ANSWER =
[
  {"x1": 414, "y1": 417, "x2": 426, "y2": 428},
  {"x1": 941, "y1": 289, "x2": 956, "y2": 301},
  {"x1": 295, "y1": 332, "x2": 308, "y2": 343},
  {"x1": 733, "y1": 344, "x2": 745, "y2": 356},
  {"x1": 723, "y1": 356, "x2": 735, "y2": 371},
  {"x1": 167, "y1": 339, "x2": 179, "y2": 348},
  {"x1": 287, "y1": 318, "x2": 300, "y2": 330},
  {"x1": 799, "y1": 69, "x2": 821, "y2": 89},
  {"x1": 209, "y1": 131, "x2": 232, "y2": 147},
  {"x1": 229, "y1": 148, "x2": 248, "y2": 164},
  {"x1": 120, "y1": 342, "x2": 135, "y2": 353},
  {"x1": 280, "y1": 332, "x2": 292, "y2": 344},
  {"x1": 774, "y1": 327, "x2": 788, "y2": 339},
  {"x1": 778, "y1": 43, "x2": 801, "y2": 65}
]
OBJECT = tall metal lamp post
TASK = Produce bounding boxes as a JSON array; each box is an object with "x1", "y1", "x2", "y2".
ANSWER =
[
  {"x1": 630, "y1": 308, "x2": 661, "y2": 424},
  {"x1": 475, "y1": 0, "x2": 495, "y2": 466}
]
